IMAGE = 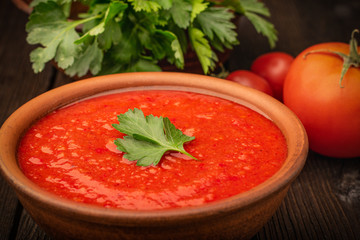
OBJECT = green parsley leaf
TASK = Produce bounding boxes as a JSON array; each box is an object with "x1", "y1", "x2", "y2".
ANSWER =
[
  {"x1": 191, "y1": 0, "x2": 209, "y2": 22},
  {"x1": 126, "y1": 58, "x2": 162, "y2": 72},
  {"x1": 112, "y1": 108, "x2": 196, "y2": 166},
  {"x1": 238, "y1": 0, "x2": 270, "y2": 16},
  {"x1": 128, "y1": 0, "x2": 162, "y2": 12},
  {"x1": 189, "y1": 27, "x2": 218, "y2": 74},
  {"x1": 169, "y1": 0, "x2": 192, "y2": 29},
  {"x1": 75, "y1": 1, "x2": 128, "y2": 45},
  {"x1": 26, "y1": 1, "x2": 81, "y2": 72},
  {"x1": 155, "y1": 0, "x2": 174, "y2": 10},
  {"x1": 147, "y1": 30, "x2": 184, "y2": 69},
  {"x1": 241, "y1": 0, "x2": 277, "y2": 48},
  {"x1": 171, "y1": 36, "x2": 185, "y2": 69},
  {"x1": 97, "y1": 19, "x2": 122, "y2": 50},
  {"x1": 223, "y1": 0, "x2": 277, "y2": 48},
  {"x1": 195, "y1": 7, "x2": 239, "y2": 47},
  {"x1": 105, "y1": 14, "x2": 144, "y2": 65},
  {"x1": 64, "y1": 40, "x2": 103, "y2": 77},
  {"x1": 30, "y1": 0, "x2": 72, "y2": 8},
  {"x1": 244, "y1": 12, "x2": 278, "y2": 49}
]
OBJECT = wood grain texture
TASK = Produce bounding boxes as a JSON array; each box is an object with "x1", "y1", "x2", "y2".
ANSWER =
[
  {"x1": 0, "y1": 177, "x2": 21, "y2": 240},
  {"x1": 253, "y1": 153, "x2": 359, "y2": 240},
  {"x1": 0, "y1": 0, "x2": 359, "y2": 239},
  {"x1": 0, "y1": 1, "x2": 54, "y2": 239},
  {"x1": 15, "y1": 211, "x2": 51, "y2": 240}
]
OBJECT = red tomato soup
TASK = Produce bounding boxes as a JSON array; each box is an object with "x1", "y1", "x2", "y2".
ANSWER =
[{"x1": 18, "y1": 90, "x2": 287, "y2": 210}]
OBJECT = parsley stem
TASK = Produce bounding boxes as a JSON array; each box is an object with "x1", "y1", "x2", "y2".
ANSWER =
[
  {"x1": 44, "y1": 14, "x2": 103, "y2": 52},
  {"x1": 71, "y1": 14, "x2": 103, "y2": 30}
]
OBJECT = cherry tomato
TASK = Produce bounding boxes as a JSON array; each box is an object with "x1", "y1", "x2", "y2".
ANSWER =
[
  {"x1": 283, "y1": 39, "x2": 360, "y2": 158},
  {"x1": 226, "y1": 70, "x2": 273, "y2": 96},
  {"x1": 251, "y1": 52, "x2": 294, "y2": 101}
]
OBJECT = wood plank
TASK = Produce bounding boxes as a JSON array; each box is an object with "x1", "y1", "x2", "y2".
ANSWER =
[
  {"x1": 15, "y1": 210, "x2": 51, "y2": 240},
  {"x1": 0, "y1": 177, "x2": 22, "y2": 240},
  {"x1": 53, "y1": 71, "x2": 74, "y2": 88},
  {"x1": 0, "y1": 2, "x2": 54, "y2": 123},
  {"x1": 253, "y1": 152, "x2": 360, "y2": 240},
  {"x1": 0, "y1": 1, "x2": 54, "y2": 239}
]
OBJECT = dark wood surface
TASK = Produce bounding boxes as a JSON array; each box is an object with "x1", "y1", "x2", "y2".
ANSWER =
[{"x1": 1, "y1": 0, "x2": 359, "y2": 239}]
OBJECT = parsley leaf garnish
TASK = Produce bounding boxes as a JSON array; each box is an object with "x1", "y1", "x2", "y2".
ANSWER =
[{"x1": 112, "y1": 108, "x2": 197, "y2": 166}]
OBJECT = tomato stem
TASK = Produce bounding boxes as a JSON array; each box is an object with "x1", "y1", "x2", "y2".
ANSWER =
[{"x1": 303, "y1": 29, "x2": 360, "y2": 88}]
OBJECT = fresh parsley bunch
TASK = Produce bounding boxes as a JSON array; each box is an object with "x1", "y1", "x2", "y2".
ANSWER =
[{"x1": 26, "y1": 0, "x2": 277, "y2": 77}]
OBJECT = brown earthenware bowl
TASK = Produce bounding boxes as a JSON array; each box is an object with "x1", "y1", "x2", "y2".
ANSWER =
[{"x1": 0, "y1": 72, "x2": 308, "y2": 240}]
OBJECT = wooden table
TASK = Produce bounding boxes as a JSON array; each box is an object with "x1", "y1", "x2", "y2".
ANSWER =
[{"x1": 1, "y1": 0, "x2": 359, "y2": 239}]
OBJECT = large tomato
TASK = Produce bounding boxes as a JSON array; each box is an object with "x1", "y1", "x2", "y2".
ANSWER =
[
  {"x1": 283, "y1": 36, "x2": 360, "y2": 158},
  {"x1": 251, "y1": 52, "x2": 294, "y2": 101}
]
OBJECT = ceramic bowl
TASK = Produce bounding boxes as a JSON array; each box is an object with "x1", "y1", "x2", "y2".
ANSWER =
[{"x1": 0, "y1": 72, "x2": 308, "y2": 240}]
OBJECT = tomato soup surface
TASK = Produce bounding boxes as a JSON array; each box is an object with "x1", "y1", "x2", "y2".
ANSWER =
[{"x1": 18, "y1": 90, "x2": 287, "y2": 210}]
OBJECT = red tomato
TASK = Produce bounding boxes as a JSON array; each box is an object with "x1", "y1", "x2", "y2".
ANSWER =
[
  {"x1": 283, "y1": 42, "x2": 360, "y2": 158},
  {"x1": 251, "y1": 52, "x2": 294, "y2": 101},
  {"x1": 226, "y1": 70, "x2": 273, "y2": 96}
]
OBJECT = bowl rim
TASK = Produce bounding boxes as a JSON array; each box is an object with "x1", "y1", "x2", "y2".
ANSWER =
[{"x1": 0, "y1": 72, "x2": 308, "y2": 225}]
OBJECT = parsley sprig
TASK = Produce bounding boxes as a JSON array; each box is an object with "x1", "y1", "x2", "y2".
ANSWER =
[
  {"x1": 112, "y1": 108, "x2": 197, "y2": 166},
  {"x1": 26, "y1": 0, "x2": 277, "y2": 77}
]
